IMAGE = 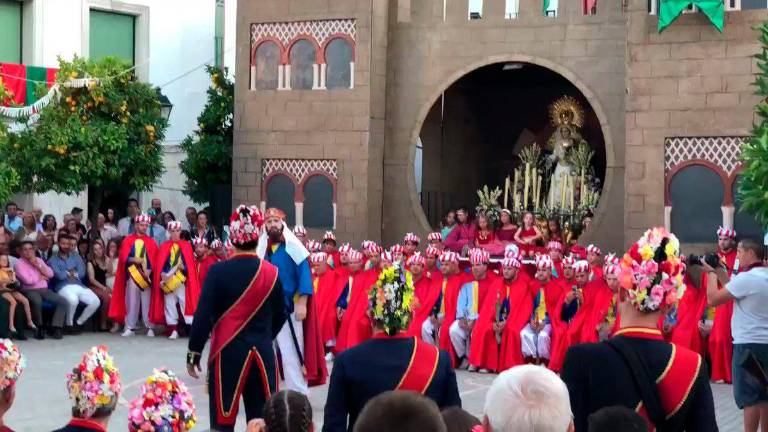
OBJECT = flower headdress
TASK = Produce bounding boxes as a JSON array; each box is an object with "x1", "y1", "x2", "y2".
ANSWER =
[
  {"x1": 621, "y1": 227, "x2": 685, "y2": 313},
  {"x1": 128, "y1": 368, "x2": 197, "y2": 432},
  {"x1": 228, "y1": 205, "x2": 264, "y2": 247},
  {"x1": 369, "y1": 262, "x2": 416, "y2": 336},
  {"x1": 67, "y1": 346, "x2": 121, "y2": 419},
  {"x1": 0, "y1": 339, "x2": 24, "y2": 392}
]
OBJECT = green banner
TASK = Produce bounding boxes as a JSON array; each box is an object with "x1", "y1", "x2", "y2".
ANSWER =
[
  {"x1": 658, "y1": 0, "x2": 724, "y2": 33},
  {"x1": 543, "y1": 0, "x2": 550, "y2": 15}
]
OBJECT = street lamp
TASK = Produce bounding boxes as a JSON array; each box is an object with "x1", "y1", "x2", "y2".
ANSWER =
[{"x1": 156, "y1": 88, "x2": 173, "y2": 122}]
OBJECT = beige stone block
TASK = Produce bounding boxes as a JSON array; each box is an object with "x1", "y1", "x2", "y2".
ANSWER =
[
  {"x1": 726, "y1": 41, "x2": 761, "y2": 58},
  {"x1": 669, "y1": 110, "x2": 716, "y2": 129},
  {"x1": 706, "y1": 93, "x2": 740, "y2": 108},
  {"x1": 627, "y1": 95, "x2": 651, "y2": 111},
  {"x1": 650, "y1": 94, "x2": 706, "y2": 110},
  {"x1": 504, "y1": 27, "x2": 536, "y2": 42},
  {"x1": 565, "y1": 24, "x2": 602, "y2": 40},
  {"x1": 627, "y1": 161, "x2": 645, "y2": 180},
  {"x1": 630, "y1": 44, "x2": 671, "y2": 61},
  {"x1": 630, "y1": 78, "x2": 677, "y2": 96},
  {"x1": 626, "y1": 113, "x2": 636, "y2": 130},
  {"x1": 534, "y1": 26, "x2": 566, "y2": 41},
  {"x1": 678, "y1": 76, "x2": 724, "y2": 95},
  {"x1": 635, "y1": 111, "x2": 670, "y2": 128},
  {"x1": 626, "y1": 195, "x2": 645, "y2": 212},
  {"x1": 641, "y1": 129, "x2": 670, "y2": 149},
  {"x1": 648, "y1": 24, "x2": 701, "y2": 43},
  {"x1": 245, "y1": 158, "x2": 260, "y2": 173},
  {"x1": 669, "y1": 41, "x2": 726, "y2": 60},
  {"x1": 650, "y1": 59, "x2": 700, "y2": 78},
  {"x1": 236, "y1": 172, "x2": 256, "y2": 187},
  {"x1": 629, "y1": 62, "x2": 651, "y2": 78},
  {"x1": 725, "y1": 74, "x2": 755, "y2": 93},
  {"x1": 627, "y1": 128, "x2": 644, "y2": 146}
]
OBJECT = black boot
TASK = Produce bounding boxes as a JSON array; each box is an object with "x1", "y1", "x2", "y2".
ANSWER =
[
  {"x1": 34, "y1": 328, "x2": 45, "y2": 340},
  {"x1": 11, "y1": 330, "x2": 27, "y2": 341},
  {"x1": 51, "y1": 327, "x2": 63, "y2": 340}
]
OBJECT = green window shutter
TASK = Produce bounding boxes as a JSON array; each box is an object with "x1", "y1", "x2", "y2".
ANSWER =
[
  {"x1": 89, "y1": 10, "x2": 135, "y2": 65},
  {"x1": 0, "y1": 0, "x2": 22, "y2": 64}
]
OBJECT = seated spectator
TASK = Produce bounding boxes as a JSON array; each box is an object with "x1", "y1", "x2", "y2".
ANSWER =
[
  {"x1": 442, "y1": 407, "x2": 481, "y2": 432},
  {"x1": 77, "y1": 239, "x2": 90, "y2": 261},
  {"x1": 14, "y1": 241, "x2": 67, "y2": 340},
  {"x1": 191, "y1": 210, "x2": 217, "y2": 244},
  {"x1": 587, "y1": 407, "x2": 647, "y2": 432},
  {"x1": 31, "y1": 208, "x2": 42, "y2": 231},
  {"x1": 353, "y1": 391, "x2": 446, "y2": 432},
  {"x1": 483, "y1": 365, "x2": 573, "y2": 432},
  {"x1": 127, "y1": 368, "x2": 196, "y2": 432},
  {"x1": 13, "y1": 213, "x2": 39, "y2": 242},
  {"x1": 0, "y1": 256, "x2": 33, "y2": 340},
  {"x1": 0, "y1": 339, "x2": 24, "y2": 432},
  {"x1": 35, "y1": 234, "x2": 54, "y2": 262},
  {"x1": 41, "y1": 214, "x2": 59, "y2": 244},
  {"x1": 104, "y1": 208, "x2": 118, "y2": 232},
  {"x1": 52, "y1": 346, "x2": 121, "y2": 432},
  {"x1": 118, "y1": 199, "x2": 140, "y2": 237},
  {"x1": 47, "y1": 235, "x2": 100, "y2": 334},
  {"x1": 162, "y1": 211, "x2": 176, "y2": 228},
  {"x1": 3, "y1": 204, "x2": 20, "y2": 234},
  {"x1": 105, "y1": 239, "x2": 121, "y2": 333},
  {"x1": 86, "y1": 213, "x2": 118, "y2": 244},
  {"x1": 86, "y1": 241, "x2": 112, "y2": 332},
  {"x1": 70, "y1": 207, "x2": 88, "y2": 238},
  {"x1": 65, "y1": 219, "x2": 82, "y2": 242}
]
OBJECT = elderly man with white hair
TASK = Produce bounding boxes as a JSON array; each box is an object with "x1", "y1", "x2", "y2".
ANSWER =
[{"x1": 483, "y1": 365, "x2": 574, "y2": 432}]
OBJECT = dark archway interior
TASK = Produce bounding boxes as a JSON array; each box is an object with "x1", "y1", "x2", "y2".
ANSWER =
[{"x1": 418, "y1": 62, "x2": 606, "y2": 228}]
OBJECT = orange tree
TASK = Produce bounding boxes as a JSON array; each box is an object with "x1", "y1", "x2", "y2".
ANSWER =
[{"x1": 0, "y1": 56, "x2": 166, "y2": 233}]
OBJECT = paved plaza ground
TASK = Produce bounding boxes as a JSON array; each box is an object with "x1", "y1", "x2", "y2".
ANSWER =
[{"x1": 6, "y1": 334, "x2": 743, "y2": 431}]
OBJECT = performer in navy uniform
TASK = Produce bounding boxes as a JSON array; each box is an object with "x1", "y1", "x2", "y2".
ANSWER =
[
  {"x1": 187, "y1": 205, "x2": 286, "y2": 432},
  {"x1": 561, "y1": 227, "x2": 717, "y2": 432},
  {"x1": 323, "y1": 262, "x2": 461, "y2": 432}
]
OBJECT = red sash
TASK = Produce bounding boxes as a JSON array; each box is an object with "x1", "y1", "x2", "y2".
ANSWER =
[
  {"x1": 209, "y1": 260, "x2": 278, "y2": 361},
  {"x1": 396, "y1": 337, "x2": 440, "y2": 394}
]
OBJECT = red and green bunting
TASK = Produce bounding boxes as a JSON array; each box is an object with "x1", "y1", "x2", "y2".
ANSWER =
[{"x1": 0, "y1": 63, "x2": 58, "y2": 106}]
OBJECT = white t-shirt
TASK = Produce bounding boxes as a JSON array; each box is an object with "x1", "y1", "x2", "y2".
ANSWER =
[{"x1": 726, "y1": 267, "x2": 768, "y2": 344}]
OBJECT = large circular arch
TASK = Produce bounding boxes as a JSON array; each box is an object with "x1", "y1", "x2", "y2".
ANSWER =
[{"x1": 404, "y1": 54, "x2": 617, "y2": 235}]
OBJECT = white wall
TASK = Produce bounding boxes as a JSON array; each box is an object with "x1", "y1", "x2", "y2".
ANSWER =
[{"x1": 17, "y1": 0, "x2": 238, "y2": 223}]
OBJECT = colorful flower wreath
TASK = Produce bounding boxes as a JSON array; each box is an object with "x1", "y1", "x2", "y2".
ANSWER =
[
  {"x1": 621, "y1": 227, "x2": 686, "y2": 313},
  {"x1": 67, "y1": 346, "x2": 121, "y2": 419},
  {"x1": 0, "y1": 339, "x2": 24, "y2": 392},
  {"x1": 369, "y1": 262, "x2": 417, "y2": 336},
  {"x1": 229, "y1": 205, "x2": 264, "y2": 246},
  {"x1": 128, "y1": 368, "x2": 197, "y2": 432}
]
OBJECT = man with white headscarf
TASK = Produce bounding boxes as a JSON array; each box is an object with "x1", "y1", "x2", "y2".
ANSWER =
[{"x1": 257, "y1": 208, "x2": 326, "y2": 395}]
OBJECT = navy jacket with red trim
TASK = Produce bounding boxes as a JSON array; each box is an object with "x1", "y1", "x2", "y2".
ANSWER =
[
  {"x1": 322, "y1": 336, "x2": 461, "y2": 432},
  {"x1": 188, "y1": 255, "x2": 286, "y2": 359},
  {"x1": 561, "y1": 328, "x2": 717, "y2": 432}
]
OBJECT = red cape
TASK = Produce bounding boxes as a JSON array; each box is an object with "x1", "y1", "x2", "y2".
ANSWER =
[
  {"x1": 314, "y1": 269, "x2": 341, "y2": 347},
  {"x1": 709, "y1": 282, "x2": 734, "y2": 383},
  {"x1": 408, "y1": 275, "x2": 441, "y2": 338},
  {"x1": 576, "y1": 279, "x2": 617, "y2": 344},
  {"x1": 549, "y1": 280, "x2": 594, "y2": 372},
  {"x1": 527, "y1": 279, "x2": 567, "y2": 369},
  {"x1": 335, "y1": 270, "x2": 377, "y2": 353},
  {"x1": 498, "y1": 276, "x2": 537, "y2": 370},
  {"x1": 304, "y1": 294, "x2": 328, "y2": 386},
  {"x1": 198, "y1": 254, "x2": 223, "y2": 286},
  {"x1": 437, "y1": 274, "x2": 468, "y2": 367},
  {"x1": 590, "y1": 264, "x2": 604, "y2": 281},
  {"x1": 108, "y1": 234, "x2": 159, "y2": 323},
  {"x1": 670, "y1": 273, "x2": 708, "y2": 355},
  {"x1": 149, "y1": 240, "x2": 201, "y2": 325}
]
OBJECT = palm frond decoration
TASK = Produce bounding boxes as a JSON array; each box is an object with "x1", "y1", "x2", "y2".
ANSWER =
[
  {"x1": 476, "y1": 185, "x2": 503, "y2": 228},
  {"x1": 518, "y1": 143, "x2": 544, "y2": 168},
  {"x1": 565, "y1": 142, "x2": 594, "y2": 174}
]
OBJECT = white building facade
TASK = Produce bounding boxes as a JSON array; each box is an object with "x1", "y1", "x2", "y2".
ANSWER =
[{"x1": 3, "y1": 0, "x2": 236, "y2": 222}]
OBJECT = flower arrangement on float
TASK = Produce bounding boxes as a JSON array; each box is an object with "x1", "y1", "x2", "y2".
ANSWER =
[{"x1": 369, "y1": 262, "x2": 417, "y2": 336}]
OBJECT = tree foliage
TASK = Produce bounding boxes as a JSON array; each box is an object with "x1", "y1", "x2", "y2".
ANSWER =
[
  {"x1": 180, "y1": 65, "x2": 233, "y2": 204},
  {"x1": 0, "y1": 56, "x2": 166, "y2": 196},
  {"x1": 738, "y1": 23, "x2": 768, "y2": 227}
]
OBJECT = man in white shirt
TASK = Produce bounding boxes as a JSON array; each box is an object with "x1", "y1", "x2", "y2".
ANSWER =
[{"x1": 117, "y1": 198, "x2": 140, "y2": 237}]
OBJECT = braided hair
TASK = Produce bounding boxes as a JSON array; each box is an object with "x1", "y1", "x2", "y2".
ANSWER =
[{"x1": 263, "y1": 390, "x2": 313, "y2": 432}]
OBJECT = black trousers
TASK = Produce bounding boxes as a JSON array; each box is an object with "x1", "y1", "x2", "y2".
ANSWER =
[{"x1": 208, "y1": 344, "x2": 277, "y2": 432}]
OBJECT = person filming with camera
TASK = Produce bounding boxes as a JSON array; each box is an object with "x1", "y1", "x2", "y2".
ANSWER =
[{"x1": 704, "y1": 237, "x2": 768, "y2": 432}]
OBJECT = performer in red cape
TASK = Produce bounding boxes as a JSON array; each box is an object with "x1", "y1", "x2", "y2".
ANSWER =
[
  {"x1": 669, "y1": 265, "x2": 709, "y2": 355},
  {"x1": 187, "y1": 205, "x2": 287, "y2": 431},
  {"x1": 192, "y1": 237, "x2": 210, "y2": 283},
  {"x1": 513, "y1": 211, "x2": 544, "y2": 258},
  {"x1": 403, "y1": 233, "x2": 420, "y2": 258},
  {"x1": 578, "y1": 263, "x2": 622, "y2": 345},
  {"x1": 448, "y1": 250, "x2": 499, "y2": 371},
  {"x1": 310, "y1": 252, "x2": 340, "y2": 352},
  {"x1": 520, "y1": 255, "x2": 564, "y2": 367},
  {"x1": 335, "y1": 250, "x2": 376, "y2": 353},
  {"x1": 150, "y1": 221, "x2": 200, "y2": 339},
  {"x1": 558, "y1": 256, "x2": 577, "y2": 288},
  {"x1": 323, "y1": 262, "x2": 460, "y2": 431},
  {"x1": 547, "y1": 240, "x2": 565, "y2": 279},
  {"x1": 469, "y1": 256, "x2": 531, "y2": 373},
  {"x1": 390, "y1": 244, "x2": 406, "y2": 265},
  {"x1": 427, "y1": 231, "x2": 444, "y2": 252},
  {"x1": 424, "y1": 245, "x2": 441, "y2": 279},
  {"x1": 322, "y1": 231, "x2": 341, "y2": 270},
  {"x1": 434, "y1": 252, "x2": 464, "y2": 364},
  {"x1": 562, "y1": 227, "x2": 715, "y2": 432},
  {"x1": 325, "y1": 250, "x2": 369, "y2": 354},
  {"x1": 548, "y1": 260, "x2": 591, "y2": 372},
  {"x1": 109, "y1": 213, "x2": 159, "y2": 337},
  {"x1": 586, "y1": 244, "x2": 603, "y2": 281},
  {"x1": 257, "y1": 208, "x2": 326, "y2": 392},
  {"x1": 709, "y1": 226, "x2": 737, "y2": 383},
  {"x1": 407, "y1": 253, "x2": 439, "y2": 338}
]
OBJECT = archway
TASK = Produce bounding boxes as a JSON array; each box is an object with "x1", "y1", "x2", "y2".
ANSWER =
[{"x1": 415, "y1": 62, "x2": 607, "y2": 228}]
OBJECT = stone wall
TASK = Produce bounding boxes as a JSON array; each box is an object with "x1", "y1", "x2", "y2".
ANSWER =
[
  {"x1": 383, "y1": 0, "x2": 627, "y2": 252},
  {"x1": 625, "y1": 0, "x2": 765, "y2": 244},
  {"x1": 234, "y1": 0, "x2": 385, "y2": 244}
]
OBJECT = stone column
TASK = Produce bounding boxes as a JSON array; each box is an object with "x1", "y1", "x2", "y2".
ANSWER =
[{"x1": 721, "y1": 206, "x2": 735, "y2": 230}]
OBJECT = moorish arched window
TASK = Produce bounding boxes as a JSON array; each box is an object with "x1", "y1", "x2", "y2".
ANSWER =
[
  {"x1": 303, "y1": 175, "x2": 334, "y2": 228},
  {"x1": 254, "y1": 41, "x2": 280, "y2": 90},
  {"x1": 289, "y1": 39, "x2": 317, "y2": 90},
  {"x1": 266, "y1": 174, "x2": 296, "y2": 225},
  {"x1": 325, "y1": 38, "x2": 353, "y2": 90}
]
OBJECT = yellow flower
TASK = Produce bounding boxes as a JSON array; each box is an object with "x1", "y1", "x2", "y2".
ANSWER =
[
  {"x1": 95, "y1": 394, "x2": 110, "y2": 405},
  {"x1": 639, "y1": 245, "x2": 654, "y2": 261}
]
